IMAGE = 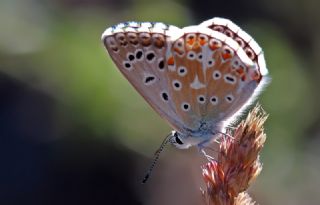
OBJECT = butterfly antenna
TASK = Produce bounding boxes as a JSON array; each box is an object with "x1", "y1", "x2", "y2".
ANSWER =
[{"x1": 142, "y1": 134, "x2": 171, "y2": 184}]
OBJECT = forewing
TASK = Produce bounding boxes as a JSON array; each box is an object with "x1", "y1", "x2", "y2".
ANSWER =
[{"x1": 102, "y1": 22, "x2": 186, "y2": 132}]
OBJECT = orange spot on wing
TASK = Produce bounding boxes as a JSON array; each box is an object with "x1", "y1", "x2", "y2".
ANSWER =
[
  {"x1": 251, "y1": 70, "x2": 261, "y2": 82},
  {"x1": 167, "y1": 56, "x2": 175, "y2": 65},
  {"x1": 187, "y1": 38, "x2": 195, "y2": 46},
  {"x1": 209, "y1": 43, "x2": 220, "y2": 50},
  {"x1": 236, "y1": 66, "x2": 244, "y2": 75},
  {"x1": 222, "y1": 53, "x2": 232, "y2": 60},
  {"x1": 199, "y1": 38, "x2": 207, "y2": 46}
]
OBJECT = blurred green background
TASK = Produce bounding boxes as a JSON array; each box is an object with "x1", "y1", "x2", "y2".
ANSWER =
[{"x1": 1, "y1": 0, "x2": 320, "y2": 204}]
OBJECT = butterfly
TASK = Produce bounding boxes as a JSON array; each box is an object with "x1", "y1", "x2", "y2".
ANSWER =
[{"x1": 102, "y1": 17, "x2": 268, "y2": 150}]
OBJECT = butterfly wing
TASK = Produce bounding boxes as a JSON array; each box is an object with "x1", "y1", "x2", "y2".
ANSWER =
[
  {"x1": 199, "y1": 17, "x2": 269, "y2": 124},
  {"x1": 102, "y1": 19, "x2": 268, "y2": 136},
  {"x1": 164, "y1": 26, "x2": 217, "y2": 130},
  {"x1": 102, "y1": 22, "x2": 187, "y2": 132},
  {"x1": 200, "y1": 17, "x2": 268, "y2": 77},
  {"x1": 164, "y1": 23, "x2": 268, "y2": 132}
]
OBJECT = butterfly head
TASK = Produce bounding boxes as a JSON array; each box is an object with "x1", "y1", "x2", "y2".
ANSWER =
[{"x1": 169, "y1": 130, "x2": 213, "y2": 149}]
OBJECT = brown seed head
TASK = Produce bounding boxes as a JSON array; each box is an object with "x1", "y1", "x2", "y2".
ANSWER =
[{"x1": 202, "y1": 104, "x2": 268, "y2": 205}]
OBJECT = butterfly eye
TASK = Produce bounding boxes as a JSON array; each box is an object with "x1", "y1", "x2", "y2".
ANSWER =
[{"x1": 174, "y1": 134, "x2": 184, "y2": 145}]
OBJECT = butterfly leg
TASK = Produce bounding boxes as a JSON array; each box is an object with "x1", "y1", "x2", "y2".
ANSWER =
[
  {"x1": 200, "y1": 149, "x2": 215, "y2": 162},
  {"x1": 197, "y1": 139, "x2": 216, "y2": 162},
  {"x1": 213, "y1": 131, "x2": 234, "y2": 143}
]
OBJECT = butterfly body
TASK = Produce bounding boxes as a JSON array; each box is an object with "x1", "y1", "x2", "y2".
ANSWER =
[{"x1": 102, "y1": 18, "x2": 269, "y2": 149}]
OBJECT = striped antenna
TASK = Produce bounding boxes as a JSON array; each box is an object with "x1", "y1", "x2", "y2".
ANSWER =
[{"x1": 142, "y1": 134, "x2": 172, "y2": 184}]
